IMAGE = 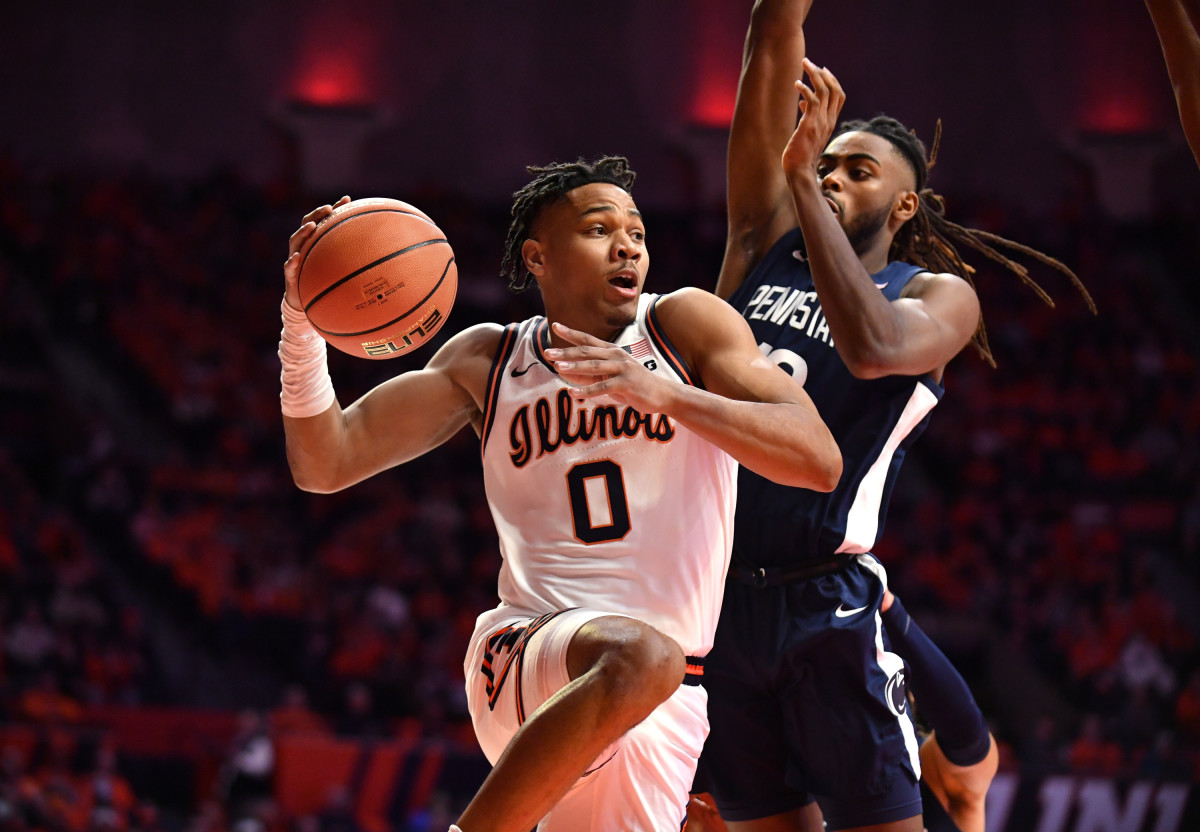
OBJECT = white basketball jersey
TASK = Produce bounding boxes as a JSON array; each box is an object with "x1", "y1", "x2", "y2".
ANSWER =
[{"x1": 475, "y1": 293, "x2": 738, "y2": 657}]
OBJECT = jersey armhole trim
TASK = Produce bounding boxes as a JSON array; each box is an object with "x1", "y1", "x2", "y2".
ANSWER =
[
  {"x1": 917, "y1": 372, "x2": 945, "y2": 399},
  {"x1": 481, "y1": 322, "x2": 521, "y2": 457},
  {"x1": 646, "y1": 297, "x2": 699, "y2": 388},
  {"x1": 532, "y1": 318, "x2": 557, "y2": 373}
]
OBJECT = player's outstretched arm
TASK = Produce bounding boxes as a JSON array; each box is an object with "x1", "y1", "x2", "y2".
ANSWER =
[
  {"x1": 783, "y1": 63, "x2": 980, "y2": 379},
  {"x1": 549, "y1": 289, "x2": 841, "y2": 491},
  {"x1": 1146, "y1": 0, "x2": 1200, "y2": 167},
  {"x1": 282, "y1": 326, "x2": 496, "y2": 494},
  {"x1": 716, "y1": 0, "x2": 815, "y2": 301},
  {"x1": 279, "y1": 201, "x2": 494, "y2": 494}
]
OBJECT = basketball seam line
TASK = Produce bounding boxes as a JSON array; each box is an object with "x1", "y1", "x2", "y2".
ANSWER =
[
  {"x1": 312, "y1": 256, "x2": 456, "y2": 338},
  {"x1": 298, "y1": 207, "x2": 433, "y2": 283},
  {"x1": 303, "y1": 238, "x2": 449, "y2": 313}
]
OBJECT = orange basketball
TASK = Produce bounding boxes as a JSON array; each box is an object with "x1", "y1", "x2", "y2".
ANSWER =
[{"x1": 296, "y1": 197, "x2": 457, "y2": 359}]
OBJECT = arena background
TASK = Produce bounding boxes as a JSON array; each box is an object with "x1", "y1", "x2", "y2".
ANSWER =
[{"x1": 1, "y1": 2, "x2": 1199, "y2": 831}]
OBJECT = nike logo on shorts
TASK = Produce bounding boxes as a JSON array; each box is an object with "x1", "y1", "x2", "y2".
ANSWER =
[
  {"x1": 834, "y1": 604, "x2": 868, "y2": 618},
  {"x1": 511, "y1": 362, "x2": 538, "y2": 377}
]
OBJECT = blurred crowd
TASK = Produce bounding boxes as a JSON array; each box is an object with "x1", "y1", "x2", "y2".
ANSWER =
[{"x1": 0, "y1": 145, "x2": 1198, "y2": 830}]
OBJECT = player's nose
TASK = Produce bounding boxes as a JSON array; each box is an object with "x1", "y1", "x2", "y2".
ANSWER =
[{"x1": 614, "y1": 232, "x2": 643, "y2": 261}]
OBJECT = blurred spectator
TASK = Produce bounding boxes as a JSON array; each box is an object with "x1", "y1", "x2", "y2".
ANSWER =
[
  {"x1": 314, "y1": 786, "x2": 360, "y2": 832},
  {"x1": 17, "y1": 674, "x2": 83, "y2": 725},
  {"x1": 333, "y1": 684, "x2": 385, "y2": 740},
  {"x1": 79, "y1": 741, "x2": 135, "y2": 832},
  {"x1": 6, "y1": 609, "x2": 57, "y2": 679},
  {"x1": 1118, "y1": 632, "x2": 1176, "y2": 698},
  {"x1": 1067, "y1": 714, "x2": 1124, "y2": 776},
  {"x1": 270, "y1": 687, "x2": 325, "y2": 737},
  {"x1": 403, "y1": 791, "x2": 456, "y2": 832},
  {"x1": 1135, "y1": 731, "x2": 1195, "y2": 782},
  {"x1": 1175, "y1": 669, "x2": 1200, "y2": 745},
  {"x1": 218, "y1": 712, "x2": 275, "y2": 825},
  {"x1": 1018, "y1": 716, "x2": 1066, "y2": 779}
]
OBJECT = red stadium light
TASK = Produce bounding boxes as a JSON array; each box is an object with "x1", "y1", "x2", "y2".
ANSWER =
[
  {"x1": 293, "y1": 55, "x2": 372, "y2": 108},
  {"x1": 686, "y1": 0, "x2": 740, "y2": 128},
  {"x1": 1074, "y1": 13, "x2": 1166, "y2": 136},
  {"x1": 288, "y1": 14, "x2": 379, "y2": 108},
  {"x1": 690, "y1": 78, "x2": 737, "y2": 129},
  {"x1": 1078, "y1": 96, "x2": 1160, "y2": 135}
]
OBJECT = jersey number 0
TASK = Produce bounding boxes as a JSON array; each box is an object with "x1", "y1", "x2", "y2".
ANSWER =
[{"x1": 567, "y1": 460, "x2": 631, "y2": 544}]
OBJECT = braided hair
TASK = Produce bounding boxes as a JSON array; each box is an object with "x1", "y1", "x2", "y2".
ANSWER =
[
  {"x1": 834, "y1": 116, "x2": 1097, "y2": 367},
  {"x1": 500, "y1": 156, "x2": 638, "y2": 292}
]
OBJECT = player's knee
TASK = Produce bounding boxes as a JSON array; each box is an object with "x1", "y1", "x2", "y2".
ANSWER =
[
  {"x1": 572, "y1": 618, "x2": 685, "y2": 719},
  {"x1": 603, "y1": 630, "x2": 684, "y2": 717}
]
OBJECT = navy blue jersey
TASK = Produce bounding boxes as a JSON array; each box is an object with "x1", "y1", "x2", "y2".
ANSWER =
[{"x1": 726, "y1": 227, "x2": 944, "y2": 566}]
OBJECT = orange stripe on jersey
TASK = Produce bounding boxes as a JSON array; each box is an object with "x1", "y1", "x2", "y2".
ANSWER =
[
  {"x1": 481, "y1": 323, "x2": 520, "y2": 458},
  {"x1": 645, "y1": 297, "x2": 696, "y2": 387},
  {"x1": 513, "y1": 610, "x2": 564, "y2": 724},
  {"x1": 484, "y1": 610, "x2": 568, "y2": 714}
]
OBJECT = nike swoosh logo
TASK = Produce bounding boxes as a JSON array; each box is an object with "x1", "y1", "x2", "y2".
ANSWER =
[
  {"x1": 792, "y1": 249, "x2": 806, "y2": 261},
  {"x1": 510, "y1": 362, "x2": 539, "y2": 377},
  {"x1": 834, "y1": 604, "x2": 868, "y2": 618},
  {"x1": 874, "y1": 281, "x2": 889, "y2": 289}
]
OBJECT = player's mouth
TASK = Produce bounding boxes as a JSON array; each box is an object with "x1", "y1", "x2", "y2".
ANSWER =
[
  {"x1": 823, "y1": 193, "x2": 841, "y2": 215},
  {"x1": 608, "y1": 268, "x2": 639, "y2": 300}
]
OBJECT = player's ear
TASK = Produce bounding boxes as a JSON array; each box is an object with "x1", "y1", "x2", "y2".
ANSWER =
[
  {"x1": 523, "y1": 238, "x2": 545, "y2": 276},
  {"x1": 893, "y1": 190, "x2": 919, "y2": 224}
]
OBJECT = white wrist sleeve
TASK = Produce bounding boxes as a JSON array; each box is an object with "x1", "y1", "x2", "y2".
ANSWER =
[{"x1": 279, "y1": 298, "x2": 337, "y2": 418}]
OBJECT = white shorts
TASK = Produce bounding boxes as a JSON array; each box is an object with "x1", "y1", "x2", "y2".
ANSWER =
[{"x1": 464, "y1": 607, "x2": 710, "y2": 832}]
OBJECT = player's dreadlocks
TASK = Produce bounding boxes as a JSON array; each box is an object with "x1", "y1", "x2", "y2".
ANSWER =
[
  {"x1": 834, "y1": 116, "x2": 1097, "y2": 367},
  {"x1": 501, "y1": 156, "x2": 637, "y2": 293}
]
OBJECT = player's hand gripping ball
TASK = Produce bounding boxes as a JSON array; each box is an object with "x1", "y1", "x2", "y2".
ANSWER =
[{"x1": 296, "y1": 198, "x2": 457, "y2": 359}]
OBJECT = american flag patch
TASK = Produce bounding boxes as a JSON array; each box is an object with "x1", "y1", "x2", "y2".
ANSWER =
[{"x1": 622, "y1": 338, "x2": 653, "y2": 359}]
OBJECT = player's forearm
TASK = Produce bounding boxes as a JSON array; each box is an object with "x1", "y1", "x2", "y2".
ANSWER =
[
  {"x1": 787, "y1": 175, "x2": 907, "y2": 377},
  {"x1": 1147, "y1": 0, "x2": 1200, "y2": 92},
  {"x1": 748, "y1": 0, "x2": 815, "y2": 40},
  {"x1": 279, "y1": 295, "x2": 355, "y2": 493},
  {"x1": 665, "y1": 384, "x2": 841, "y2": 491},
  {"x1": 718, "y1": 0, "x2": 815, "y2": 301},
  {"x1": 1147, "y1": 0, "x2": 1200, "y2": 164},
  {"x1": 283, "y1": 407, "x2": 358, "y2": 494}
]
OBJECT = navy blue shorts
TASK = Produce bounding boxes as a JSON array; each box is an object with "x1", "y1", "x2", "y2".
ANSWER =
[{"x1": 696, "y1": 555, "x2": 922, "y2": 830}]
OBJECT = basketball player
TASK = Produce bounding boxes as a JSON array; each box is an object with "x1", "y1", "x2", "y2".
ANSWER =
[
  {"x1": 694, "y1": 2, "x2": 1092, "y2": 831},
  {"x1": 277, "y1": 158, "x2": 842, "y2": 832},
  {"x1": 1145, "y1": 0, "x2": 1200, "y2": 166}
]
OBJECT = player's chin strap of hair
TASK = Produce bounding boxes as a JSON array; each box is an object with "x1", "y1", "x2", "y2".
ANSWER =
[{"x1": 279, "y1": 297, "x2": 337, "y2": 418}]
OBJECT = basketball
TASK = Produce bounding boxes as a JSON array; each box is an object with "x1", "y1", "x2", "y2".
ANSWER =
[{"x1": 296, "y1": 197, "x2": 457, "y2": 359}]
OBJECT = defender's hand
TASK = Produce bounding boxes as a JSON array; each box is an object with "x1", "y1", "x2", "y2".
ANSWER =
[
  {"x1": 782, "y1": 59, "x2": 846, "y2": 182},
  {"x1": 283, "y1": 195, "x2": 352, "y2": 312},
  {"x1": 546, "y1": 322, "x2": 673, "y2": 414}
]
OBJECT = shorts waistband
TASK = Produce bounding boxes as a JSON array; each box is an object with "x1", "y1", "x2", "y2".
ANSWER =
[
  {"x1": 683, "y1": 655, "x2": 705, "y2": 686},
  {"x1": 728, "y1": 554, "x2": 855, "y2": 587}
]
